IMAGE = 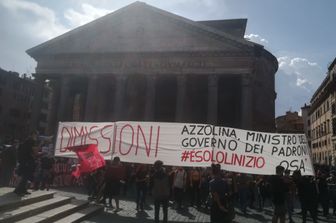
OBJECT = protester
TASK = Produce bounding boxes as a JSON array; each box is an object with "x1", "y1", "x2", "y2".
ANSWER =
[
  {"x1": 317, "y1": 170, "x2": 330, "y2": 217},
  {"x1": 209, "y1": 164, "x2": 234, "y2": 223},
  {"x1": 256, "y1": 175, "x2": 268, "y2": 211},
  {"x1": 283, "y1": 169, "x2": 296, "y2": 223},
  {"x1": 189, "y1": 167, "x2": 201, "y2": 207},
  {"x1": 93, "y1": 168, "x2": 105, "y2": 202},
  {"x1": 200, "y1": 170, "x2": 211, "y2": 209},
  {"x1": 303, "y1": 176, "x2": 319, "y2": 223},
  {"x1": 152, "y1": 160, "x2": 170, "y2": 223},
  {"x1": 270, "y1": 165, "x2": 288, "y2": 223},
  {"x1": 173, "y1": 166, "x2": 187, "y2": 210},
  {"x1": 237, "y1": 173, "x2": 249, "y2": 214},
  {"x1": 104, "y1": 156, "x2": 125, "y2": 212},
  {"x1": 135, "y1": 164, "x2": 149, "y2": 211},
  {"x1": 295, "y1": 170, "x2": 318, "y2": 223},
  {"x1": 123, "y1": 163, "x2": 133, "y2": 195},
  {"x1": 327, "y1": 171, "x2": 336, "y2": 216},
  {"x1": 167, "y1": 166, "x2": 175, "y2": 201},
  {"x1": 292, "y1": 170, "x2": 303, "y2": 213},
  {"x1": 83, "y1": 171, "x2": 97, "y2": 200},
  {"x1": 14, "y1": 131, "x2": 38, "y2": 196},
  {"x1": 248, "y1": 176, "x2": 257, "y2": 209},
  {"x1": 36, "y1": 150, "x2": 54, "y2": 190}
]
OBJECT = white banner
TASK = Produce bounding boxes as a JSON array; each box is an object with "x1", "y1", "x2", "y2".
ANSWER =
[
  {"x1": 55, "y1": 122, "x2": 115, "y2": 159},
  {"x1": 55, "y1": 121, "x2": 314, "y2": 175}
]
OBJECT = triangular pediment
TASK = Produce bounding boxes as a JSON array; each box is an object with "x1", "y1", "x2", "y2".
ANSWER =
[{"x1": 27, "y1": 2, "x2": 254, "y2": 57}]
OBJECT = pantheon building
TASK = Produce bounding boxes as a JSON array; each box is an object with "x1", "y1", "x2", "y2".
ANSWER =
[{"x1": 27, "y1": 2, "x2": 278, "y2": 134}]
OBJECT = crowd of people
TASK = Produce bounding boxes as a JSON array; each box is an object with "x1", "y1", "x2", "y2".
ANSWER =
[
  {"x1": 2, "y1": 131, "x2": 336, "y2": 223},
  {"x1": 3, "y1": 131, "x2": 81, "y2": 194},
  {"x1": 80, "y1": 159, "x2": 336, "y2": 223}
]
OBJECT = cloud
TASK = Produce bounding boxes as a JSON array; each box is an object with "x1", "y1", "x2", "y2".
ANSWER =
[
  {"x1": 275, "y1": 56, "x2": 325, "y2": 116},
  {"x1": 244, "y1": 34, "x2": 269, "y2": 45},
  {"x1": 1, "y1": 0, "x2": 68, "y2": 40},
  {"x1": 0, "y1": 1, "x2": 113, "y2": 74},
  {"x1": 64, "y1": 3, "x2": 111, "y2": 27},
  {"x1": 290, "y1": 58, "x2": 317, "y2": 67},
  {"x1": 277, "y1": 56, "x2": 322, "y2": 90}
]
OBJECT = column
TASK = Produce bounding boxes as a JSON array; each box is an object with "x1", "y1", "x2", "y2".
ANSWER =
[
  {"x1": 207, "y1": 74, "x2": 218, "y2": 125},
  {"x1": 175, "y1": 75, "x2": 187, "y2": 122},
  {"x1": 57, "y1": 76, "x2": 72, "y2": 122},
  {"x1": 31, "y1": 76, "x2": 45, "y2": 131},
  {"x1": 113, "y1": 75, "x2": 127, "y2": 121},
  {"x1": 84, "y1": 76, "x2": 98, "y2": 121},
  {"x1": 144, "y1": 75, "x2": 156, "y2": 121},
  {"x1": 96, "y1": 86, "x2": 106, "y2": 122},
  {"x1": 241, "y1": 75, "x2": 253, "y2": 130}
]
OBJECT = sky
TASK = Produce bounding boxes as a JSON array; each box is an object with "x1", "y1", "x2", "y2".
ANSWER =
[{"x1": 0, "y1": 0, "x2": 335, "y2": 117}]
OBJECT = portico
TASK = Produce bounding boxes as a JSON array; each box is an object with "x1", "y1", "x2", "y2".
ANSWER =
[{"x1": 27, "y1": 2, "x2": 278, "y2": 134}]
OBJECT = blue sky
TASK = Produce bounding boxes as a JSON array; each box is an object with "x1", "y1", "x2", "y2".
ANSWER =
[{"x1": 0, "y1": 0, "x2": 335, "y2": 116}]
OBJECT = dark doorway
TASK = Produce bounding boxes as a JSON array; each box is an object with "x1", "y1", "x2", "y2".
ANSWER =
[
  {"x1": 184, "y1": 75, "x2": 208, "y2": 123},
  {"x1": 217, "y1": 76, "x2": 241, "y2": 128},
  {"x1": 123, "y1": 75, "x2": 147, "y2": 121},
  {"x1": 154, "y1": 75, "x2": 177, "y2": 122}
]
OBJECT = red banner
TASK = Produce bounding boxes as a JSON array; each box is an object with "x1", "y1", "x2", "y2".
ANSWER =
[{"x1": 70, "y1": 144, "x2": 105, "y2": 174}]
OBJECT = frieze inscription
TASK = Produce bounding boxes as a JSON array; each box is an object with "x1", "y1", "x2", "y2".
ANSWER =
[{"x1": 40, "y1": 59, "x2": 208, "y2": 69}]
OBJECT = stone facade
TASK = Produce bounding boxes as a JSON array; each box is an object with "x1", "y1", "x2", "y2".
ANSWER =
[
  {"x1": 26, "y1": 2, "x2": 278, "y2": 134},
  {"x1": 0, "y1": 68, "x2": 51, "y2": 140},
  {"x1": 308, "y1": 58, "x2": 336, "y2": 165},
  {"x1": 275, "y1": 111, "x2": 304, "y2": 133},
  {"x1": 301, "y1": 104, "x2": 311, "y2": 147}
]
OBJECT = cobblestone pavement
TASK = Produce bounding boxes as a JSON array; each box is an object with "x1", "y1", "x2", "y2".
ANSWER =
[
  {"x1": 83, "y1": 202, "x2": 335, "y2": 223},
  {"x1": 83, "y1": 201, "x2": 336, "y2": 223},
  {"x1": 55, "y1": 188, "x2": 336, "y2": 223}
]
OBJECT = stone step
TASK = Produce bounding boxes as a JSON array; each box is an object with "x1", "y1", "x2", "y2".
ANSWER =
[
  {"x1": 0, "y1": 196, "x2": 72, "y2": 223},
  {"x1": 0, "y1": 188, "x2": 55, "y2": 211},
  {"x1": 54, "y1": 205, "x2": 103, "y2": 223},
  {"x1": 16, "y1": 200, "x2": 89, "y2": 223}
]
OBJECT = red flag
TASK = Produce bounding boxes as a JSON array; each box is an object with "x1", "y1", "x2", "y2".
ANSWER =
[
  {"x1": 71, "y1": 165, "x2": 81, "y2": 179},
  {"x1": 69, "y1": 144, "x2": 105, "y2": 174}
]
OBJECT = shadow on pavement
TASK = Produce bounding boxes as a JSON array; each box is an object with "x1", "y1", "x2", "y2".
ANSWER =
[
  {"x1": 135, "y1": 210, "x2": 150, "y2": 219},
  {"x1": 177, "y1": 208, "x2": 196, "y2": 220},
  {"x1": 236, "y1": 211, "x2": 268, "y2": 222},
  {"x1": 85, "y1": 211, "x2": 205, "y2": 223}
]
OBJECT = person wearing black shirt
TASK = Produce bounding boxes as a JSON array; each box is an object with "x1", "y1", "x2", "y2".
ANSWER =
[
  {"x1": 327, "y1": 171, "x2": 336, "y2": 216},
  {"x1": 270, "y1": 165, "x2": 288, "y2": 223},
  {"x1": 301, "y1": 176, "x2": 318, "y2": 223},
  {"x1": 152, "y1": 160, "x2": 170, "y2": 223},
  {"x1": 317, "y1": 171, "x2": 329, "y2": 217},
  {"x1": 209, "y1": 164, "x2": 234, "y2": 223},
  {"x1": 14, "y1": 131, "x2": 38, "y2": 196}
]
